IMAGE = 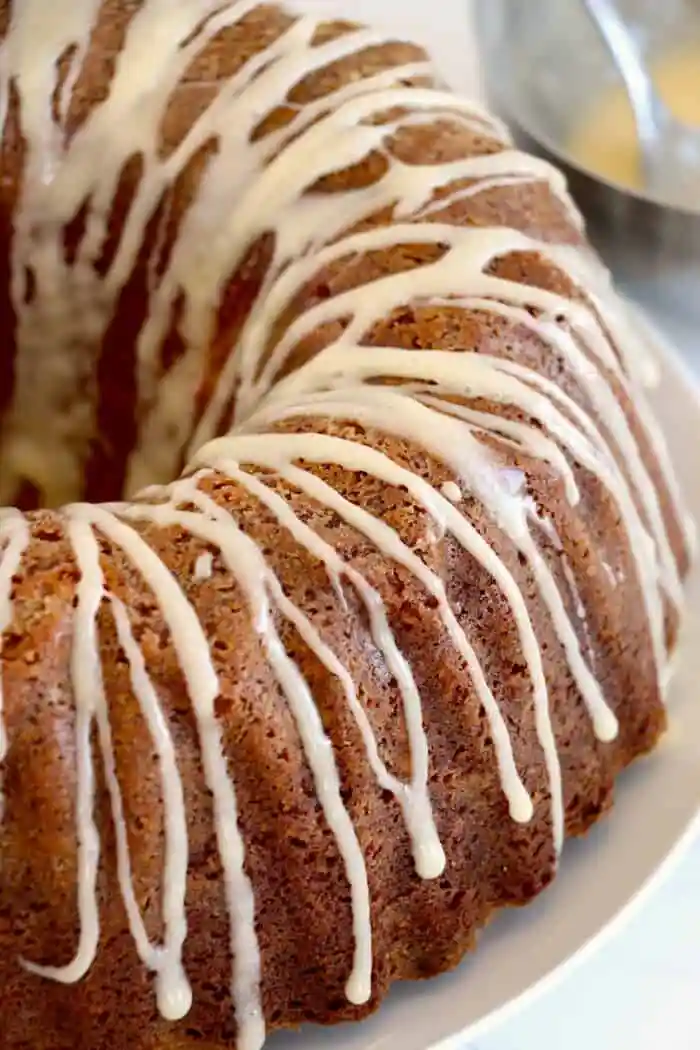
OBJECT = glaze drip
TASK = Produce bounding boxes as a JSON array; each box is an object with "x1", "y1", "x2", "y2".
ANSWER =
[{"x1": 0, "y1": 2, "x2": 692, "y2": 1049}]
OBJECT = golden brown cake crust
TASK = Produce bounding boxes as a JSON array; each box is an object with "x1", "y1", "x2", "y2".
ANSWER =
[{"x1": 0, "y1": 2, "x2": 692, "y2": 1049}]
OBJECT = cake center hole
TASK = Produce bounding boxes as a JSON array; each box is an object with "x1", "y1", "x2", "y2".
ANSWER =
[{"x1": 3, "y1": 425, "x2": 184, "y2": 513}]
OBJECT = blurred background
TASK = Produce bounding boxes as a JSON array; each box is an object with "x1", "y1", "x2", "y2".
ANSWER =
[{"x1": 474, "y1": 0, "x2": 700, "y2": 367}]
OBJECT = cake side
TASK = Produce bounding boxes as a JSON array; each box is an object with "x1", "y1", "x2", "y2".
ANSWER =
[
  {"x1": 0, "y1": 415, "x2": 674, "y2": 1048},
  {"x1": 0, "y1": 2, "x2": 693, "y2": 1049}
]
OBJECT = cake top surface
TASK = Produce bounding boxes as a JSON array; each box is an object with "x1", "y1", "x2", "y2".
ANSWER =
[{"x1": 0, "y1": 3, "x2": 693, "y2": 1049}]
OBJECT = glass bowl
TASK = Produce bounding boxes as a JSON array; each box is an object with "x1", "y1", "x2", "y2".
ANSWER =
[{"x1": 472, "y1": 0, "x2": 700, "y2": 325}]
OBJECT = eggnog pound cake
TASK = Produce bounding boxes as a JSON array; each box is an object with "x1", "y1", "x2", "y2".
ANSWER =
[{"x1": 0, "y1": 2, "x2": 693, "y2": 1049}]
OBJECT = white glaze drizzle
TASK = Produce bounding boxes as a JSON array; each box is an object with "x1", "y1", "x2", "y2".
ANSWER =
[
  {"x1": 109, "y1": 595, "x2": 192, "y2": 1021},
  {"x1": 21, "y1": 516, "x2": 104, "y2": 986},
  {"x1": 0, "y1": 2, "x2": 691, "y2": 1048},
  {"x1": 441, "y1": 481, "x2": 462, "y2": 503},
  {"x1": 214, "y1": 215, "x2": 678, "y2": 676},
  {"x1": 0, "y1": 0, "x2": 574, "y2": 504},
  {"x1": 230, "y1": 224, "x2": 684, "y2": 611},
  {"x1": 124, "y1": 478, "x2": 375, "y2": 1006},
  {"x1": 216, "y1": 459, "x2": 536, "y2": 825},
  {"x1": 65, "y1": 502, "x2": 263, "y2": 1050},
  {"x1": 194, "y1": 550, "x2": 214, "y2": 580},
  {"x1": 178, "y1": 464, "x2": 447, "y2": 879},
  {"x1": 237, "y1": 372, "x2": 647, "y2": 736},
  {"x1": 192, "y1": 435, "x2": 560, "y2": 840}
]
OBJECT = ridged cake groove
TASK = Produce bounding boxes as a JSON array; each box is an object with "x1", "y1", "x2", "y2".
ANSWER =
[{"x1": 0, "y1": 2, "x2": 694, "y2": 1048}]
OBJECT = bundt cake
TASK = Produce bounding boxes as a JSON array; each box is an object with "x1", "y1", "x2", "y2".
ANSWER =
[{"x1": 0, "y1": 1, "x2": 694, "y2": 1048}]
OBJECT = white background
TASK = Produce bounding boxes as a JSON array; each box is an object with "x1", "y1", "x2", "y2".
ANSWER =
[{"x1": 300, "y1": 1, "x2": 700, "y2": 1047}]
